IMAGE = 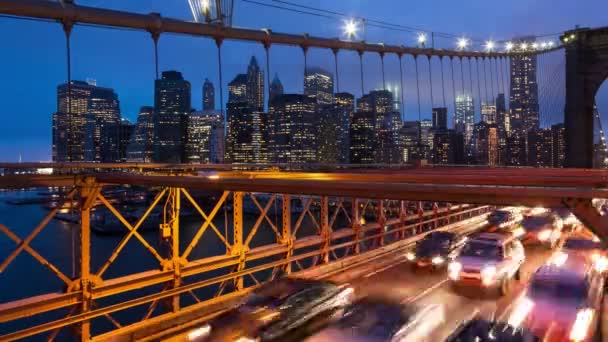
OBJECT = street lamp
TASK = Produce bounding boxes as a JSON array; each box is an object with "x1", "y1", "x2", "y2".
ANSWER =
[
  {"x1": 505, "y1": 41, "x2": 514, "y2": 51},
  {"x1": 418, "y1": 33, "x2": 427, "y2": 47},
  {"x1": 485, "y1": 40, "x2": 495, "y2": 52},
  {"x1": 343, "y1": 19, "x2": 359, "y2": 40},
  {"x1": 457, "y1": 37, "x2": 469, "y2": 50},
  {"x1": 531, "y1": 42, "x2": 539, "y2": 50},
  {"x1": 520, "y1": 42, "x2": 528, "y2": 51}
]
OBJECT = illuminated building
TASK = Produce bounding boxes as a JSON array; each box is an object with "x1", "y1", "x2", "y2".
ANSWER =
[
  {"x1": 481, "y1": 103, "x2": 497, "y2": 124},
  {"x1": 83, "y1": 87, "x2": 121, "y2": 162},
  {"x1": 186, "y1": 110, "x2": 225, "y2": 163},
  {"x1": 126, "y1": 106, "x2": 155, "y2": 162},
  {"x1": 335, "y1": 92, "x2": 355, "y2": 163},
  {"x1": 154, "y1": 70, "x2": 191, "y2": 163},
  {"x1": 226, "y1": 102, "x2": 267, "y2": 164},
  {"x1": 228, "y1": 74, "x2": 248, "y2": 102},
  {"x1": 376, "y1": 111, "x2": 403, "y2": 164},
  {"x1": 420, "y1": 119, "x2": 433, "y2": 158},
  {"x1": 506, "y1": 132, "x2": 527, "y2": 166},
  {"x1": 401, "y1": 121, "x2": 421, "y2": 162},
  {"x1": 432, "y1": 107, "x2": 448, "y2": 130},
  {"x1": 357, "y1": 90, "x2": 394, "y2": 115},
  {"x1": 304, "y1": 67, "x2": 334, "y2": 105},
  {"x1": 433, "y1": 129, "x2": 465, "y2": 165},
  {"x1": 593, "y1": 105, "x2": 607, "y2": 168},
  {"x1": 269, "y1": 73, "x2": 284, "y2": 102},
  {"x1": 54, "y1": 80, "x2": 106, "y2": 162},
  {"x1": 495, "y1": 93, "x2": 508, "y2": 165},
  {"x1": 117, "y1": 118, "x2": 134, "y2": 162},
  {"x1": 472, "y1": 122, "x2": 498, "y2": 166},
  {"x1": 510, "y1": 37, "x2": 539, "y2": 136},
  {"x1": 527, "y1": 129, "x2": 553, "y2": 167},
  {"x1": 246, "y1": 56, "x2": 265, "y2": 111},
  {"x1": 455, "y1": 94, "x2": 474, "y2": 144},
  {"x1": 202, "y1": 78, "x2": 215, "y2": 110},
  {"x1": 350, "y1": 111, "x2": 377, "y2": 164},
  {"x1": 268, "y1": 94, "x2": 317, "y2": 163},
  {"x1": 551, "y1": 123, "x2": 565, "y2": 167}
]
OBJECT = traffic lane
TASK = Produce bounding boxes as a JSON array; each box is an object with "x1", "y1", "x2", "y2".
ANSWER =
[{"x1": 419, "y1": 245, "x2": 555, "y2": 341}]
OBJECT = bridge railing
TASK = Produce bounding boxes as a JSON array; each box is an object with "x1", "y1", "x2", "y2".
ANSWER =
[{"x1": 0, "y1": 175, "x2": 491, "y2": 341}]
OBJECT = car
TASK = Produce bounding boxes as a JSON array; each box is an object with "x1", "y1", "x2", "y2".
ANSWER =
[
  {"x1": 448, "y1": 233, "x2": 525, "y2": 296},
  {"x1": 446, "y1": 318, "x2": 539, "y2": 342},
  {"x1": 559, "y1": 236, "x2": 607, "y2": 273},
  {"x1": 187, "y1": 277, "x2": 354, "y2": 341},
  {"x1": 520, "y1": 213, "x2": 563, "y2": 248},
  {"x1": 487, "y1": 209, "x2": 518, "y2": 227},
  {"x1": 507, "y1": 260, "x2": 604, "y2": 341},
  {"x1": 406, "y1": 231, "x2": 466, "y2": 269},
  {"x1": 304, "y1": 297, "x2": 445, "y2": 342}
]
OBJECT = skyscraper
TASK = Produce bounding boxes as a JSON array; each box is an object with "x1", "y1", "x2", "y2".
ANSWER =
[
  {"x1": 420, "y1": 119, "x2": 434, "y2": 159},
  {"x1": 481, "y1": 103, "x2": 497, "y2": 124},
  {"x1": 455, "y1": 94, "x2": 475, "y2": 144},
  {"x1": 335, "y1": 92, "x2": 355, "y2": 163},
  {"x1": 202, "y1": 78, "x2": 215, "y2": 110},
  {"x1": 433, "y1": 130, "x2": 465, "y2": 165},
  {"x1": 401, "y1": 121, "x2": 421, "y2": 163},
  {"x1": 527, "y1": 129, "x2": 553, "y2": 167},
  {"x1": 357, "y1": 90, "x2": 394, "y2": 115},
  {"x1": 118, "y1": 118, "x2": 134, "y2": 162},
  {"x1": 551, "y1": 123, "x2": 565, "y2": 168},
  {"x1": 268, "y1": 94, "x2": 317, "y2": 163},
  {"x1": 154, "y1": 71, "x2": 191, "y2": 163},
  {"x1": 350, "y1": 110, "x2": 377, "y2": 164},
  {"x1": 269, "y1": 73, "x2": 284, "y2": 102},
  {"x1": 126, "y1": 106, "x2": 155, "y2": 162},
  {"x1": 510, "y1": 37, "x2": 539, "y2": 136},
  {"x1": 432, "y1": 107, "x2": 448, "y2": 130},
  {"x1": 304, "y1": 67, "x2": 334, "y2": 105},
  {"x1": 226, "y1": 102, "x2": 267, "y2": 163},
  {"x1": 376, "y1": 111, "x2": 403, "y2": 164},
  {"x1": 186, "y1": 110, "x2": 225, "y2": 164},
  {"x1": 472, "y1": 122, "x2": 498, "y2": 166},
  {"x1": 228, "y1": 74, "x2": 248, "y2": 102},
  {"x1": 53, "y1": 80, "x2": 121, "y2": 162},
  {"x1": 246, "y1": 56, "x2": 264, "y2": 111}
]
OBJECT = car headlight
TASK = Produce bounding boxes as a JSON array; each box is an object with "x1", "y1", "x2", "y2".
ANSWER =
[
  {"x1": 537, "y1": 229, "x2": 551, "y2": 241},
  {"x1": 406, "y1": 252, "x2": 416, "y2": 261},
  {"x1": 594, "y1": 256, "x2": 608, "y2": 273},
  {"x1": 512, "y1": 227, "x2": 525, "y2": 238},
  {"x1": 508, "y1": 296, "x2": 534, "y2": 328},
  {"x1": 188, "y1": 324, "x2": 211, "y2": 340},
  {"x1": 432, "y1": 256, "x2": 445, "y2": 265},
  {"x1": 570, "y1": 308, "x2": 594, "y2": 341},
  {"x1": 448, "y1": 262, "x2": 462, "y2": 280},
  {"x1": 480, "y1": 266, "x2": 497, "y2": 286}
]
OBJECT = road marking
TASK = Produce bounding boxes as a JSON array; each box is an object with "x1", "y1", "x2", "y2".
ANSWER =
[
  {"x1": 363, "y1": 257, "x2": 406, "y2": 278},
  {"x1": 402, "y1": 278, "x2": 448, "y2": 304}
]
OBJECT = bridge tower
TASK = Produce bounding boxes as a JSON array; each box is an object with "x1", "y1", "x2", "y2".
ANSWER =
[{"x1": 564, "y1": 26, "x2": 608, "y2": 168}]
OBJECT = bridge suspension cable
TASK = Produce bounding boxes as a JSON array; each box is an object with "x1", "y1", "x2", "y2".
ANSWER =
[
  {"x1": 381, "y1": 53, "x2": 386, "y2": 90},
  {"x1": 428, "y1": 56, "x2": 434, "y2": 108},
  {"x1": 476, "y1": 58, "x2": 482, "y2": 117},
  {"x1": 440, "y1": 57, "x2": 446, "y2": 108},
  {"x1": 359, "y1": 51, "x2": 365, "y2": 97},
  {"x1": 467, "y1": 58, "x2": 474, "y2": 117},
  {"x1": 450, "y1": 57, "x2": 457, "y2": 126},
  {"x1": 399, "y1": 54, "x2": 406, "y2": 121},
  {"x1": 489, "y1": 57, "x2": 495, "y2": 104},
  {"x1": 333, "y1": 49, "x2": 340, "y2": 93}
]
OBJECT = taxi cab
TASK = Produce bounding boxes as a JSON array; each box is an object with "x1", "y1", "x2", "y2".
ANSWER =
[{"x1": 448, "y1": 233, "x2": 525, "y2": 296}]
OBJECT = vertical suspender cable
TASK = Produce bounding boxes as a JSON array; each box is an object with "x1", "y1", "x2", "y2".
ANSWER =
[
  {"x1": 399, "y1": 54, "x2": 406, "y2": 121},
  {"x1": 467, "y1": 58, "x2": 474, "y2": 116},
  {"x1": 62, "y1": 20, "x2": 75, "y2": 277},
  {"x1": 381, "y1": 53, "x2": 386, "y2": 90},
  {"x1": 489, "y1": 57, "x2": 495, "y2": 104},
  {"x1": 440, "y1": 56, "x2": 446, "y2": 108},
  {"x1": 359, "y1": 51, "x2": 365, "y2": 98},
  {"x1": 494, "y1": 57, "x2": 500, "y2": 97},
  {"x1": 476, "y1": 58, "x2": 482, "y2": 117},
  {"x1": 499, "y1": 57, "x2": 505, "y2": 98},
  {"x1": 265, "y1": 44, "x2": 271, "y2": 111},
  {"x1": 302, "y1": 46, "x2": 308, "y2": 94},
  {"x1": 333, "y1": 49, "x2": 340, "y2": 93},
  {"x1": 428, "y1": 55, "x2": 434, "y2": 108},
  {"x1": 450, "y1": 57, "x2": 457, "y2": 128},
  {"x1": 459, "y1": 57, "x2": 465, "y2": 99},
  {"x1": 414, "y1": 55, "x2": 422, "y2": 143},
  {"x1": 216, "y1": 39, "x2": 225, "y2": 133},
  {"x1": 483, "y1": 57, "x2": 489, "y2": 106}
]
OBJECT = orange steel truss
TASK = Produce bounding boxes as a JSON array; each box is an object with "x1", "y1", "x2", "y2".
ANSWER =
[{"x1": 0, "y1": 175, "x2": 491, "y2": 341}]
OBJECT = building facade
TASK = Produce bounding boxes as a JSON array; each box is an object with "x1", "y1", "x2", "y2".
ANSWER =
[
  {"x1": 202, "y1": 78, "x2": 215, "y2": 110},
  {"x1": 154, "y1": 71, "x2": 191, "y2": 163},
  {"x1": 304, "y1": 67, "x2": 334, "y2": 105},
  {"x1": 510, "y1": 37, "x2": 539, "y2": 137},
  {"x1": 268, "y1": 94, "x2": 317, "y2": 163},
  {"x1": 126, "y1": 106, "x2": 155, "y2": 162},
  {"x1": 186, "y1": 110, "x2": 225, "y2": 164}
]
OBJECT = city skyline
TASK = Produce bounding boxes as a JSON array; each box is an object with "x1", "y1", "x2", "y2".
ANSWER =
[{"x1": 1, "y1": 0, "x2": 608, "y2": 161}]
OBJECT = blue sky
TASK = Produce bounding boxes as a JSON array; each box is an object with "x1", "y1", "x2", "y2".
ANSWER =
[{"x1": 0, "y1": 0, "x2": 606, "y2": 161}]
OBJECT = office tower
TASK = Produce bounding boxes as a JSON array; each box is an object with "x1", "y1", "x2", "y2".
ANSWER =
[
  {"x1": 510, "y1": 37, "x2": 539, "y2": 136},
  {"x1": 420, "y1": 119, "x2": 434, "y2": 153},
  {"x1": 481, "y1": 103, "x2": 497, "y2": 124},
  {"x1": 357, "y1": 90, "x2": 394, "y2": 115},
  {"x1": 228, "y1": 74, "x2": 248, "y2": 102},
  {"x1": 202, "y1": 78, "x2": 215, "y2": 110},
  {"x1": 226, "y1": 102, "x2": 267, "y2": 164},
  {"x1": 268, "y1": 94, "x2": 317, "y2": 163},
  {"x1": 527, "y1": 129, "x2": 553, "y2": 167},
  {"x1": 350, "y1": 110, "x2": 377, "y2": 164},
  {"x1": 495, "y1": 94, "x2": 507, "y2": 132},
  {"x1": 127, "y1": 106, "x2": 155, "y2": 162},
  {"x1": 318, "y1": 104, "x2": 340, "y2": 163},
  {"x1": 432, "y1": 107, "x2": 448, "y2": 130},
  {"x1": 269, "y1": 73, "x2": 284, "y2": 103},
  {"x1": 83, "y1": 87, "x2": 121, "y2": 162},
  {"x1": 401, "y1": 121, "x2": 421, "y2": 162},
  {"x1": 54, "y1": 80, "x2": 115, "y2": 162},
  {"x1": 154, "y1": 71, "x2": 191, "y2": 163},
  {"x1": 304, "y1": 67, "x2": 333, "y2": 105},
  {"x1": 186, "y1": 110, "x2": 225, "y2": 163},
  {"x1": 506, "y1": 133, "x2": 527, "y2": 166},
  {"x1": 472, "y1": 122, "x2": 498, "y2": 166},
  {"x1": 455, "y1": 94, "x2": 474, "y2": 144},
  {"x1": 118, "y1": 118, "x2": 134, "y2": 162},
  {"x1": 551, "y1": 123, "x2": 565, "y2": 168},
  {"x1": 246, "y1": 56, "x2": 264, "y2": 111},
  {"x1": 335, "y1": 92, "x2": 355, "y2": 163},
  {"x1": 433, "y1": 130, "x2": 465, "y2": 165},
  {"x1": 376, "y1": 111, "x2": 403, "y2": 164}
]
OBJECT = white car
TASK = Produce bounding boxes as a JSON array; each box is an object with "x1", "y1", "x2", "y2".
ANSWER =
[{"x1": 448, "y1": 232, "x2": 525, "y2": 296}]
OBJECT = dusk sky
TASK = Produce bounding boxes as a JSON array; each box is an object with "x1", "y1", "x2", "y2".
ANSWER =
[{"x1": 0, "y1": 0, "x2": 607, "y2": 161}]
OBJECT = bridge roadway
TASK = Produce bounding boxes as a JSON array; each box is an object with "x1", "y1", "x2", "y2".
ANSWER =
[{"x1": 160, "y1": 220, "x2": 605, "y2": 342}]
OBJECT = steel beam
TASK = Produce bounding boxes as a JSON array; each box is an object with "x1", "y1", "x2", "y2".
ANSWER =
[{"x1": 563, "y1": 198, "x2": 608, "y2": 242}]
